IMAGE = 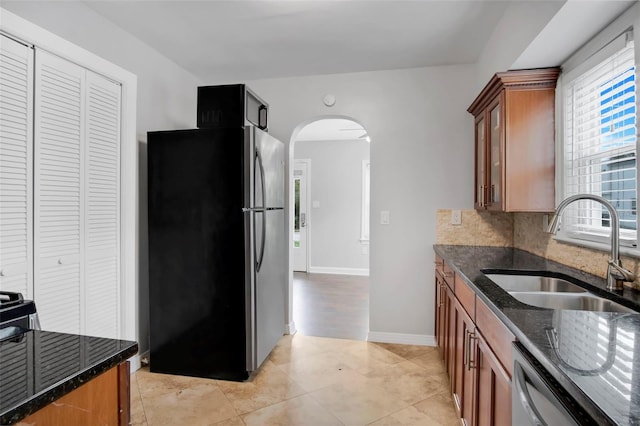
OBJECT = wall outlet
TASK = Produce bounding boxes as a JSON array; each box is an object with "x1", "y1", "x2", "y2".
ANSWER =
[
  {"x1": 312, "y1": 200, "x2": 320, "y2": 208},
  {"x1": 451, "y1": 209, "x2": 462, "y2": 225},
  {"x1": 380, "y1": 210, "x2": 390, "y2": 225},
  {"x1": 361, "y1": 245, "x2": 369, "y2": 255}
]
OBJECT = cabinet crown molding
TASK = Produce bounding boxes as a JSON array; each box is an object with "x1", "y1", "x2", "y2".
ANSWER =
[{"x1": 467, "y1": 67, "x2": 560, "y2": 116}]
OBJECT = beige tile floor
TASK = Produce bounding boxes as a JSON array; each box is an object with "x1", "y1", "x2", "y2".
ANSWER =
[{"x1": 131, "y1": 334, "x2": 458, "y2": 426}]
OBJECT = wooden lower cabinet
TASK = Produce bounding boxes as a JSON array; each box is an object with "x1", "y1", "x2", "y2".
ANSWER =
[
  {"x1": 452, "y1": 299, "x2": 476, "y2": 426},
  {"x1": 476, "y1": 332, "x2": 511, "y2": 426},
  {"x1": 435, "y1": 270, "x2": 447, "y2": 360},
  {"x1": 445, "y1": 285, "x2": 456, "y2": 383},
  {"x1": 434, "y1": 261, "x2": 514, "y2": 426},
  {"x1": 18, "y1": 362, "x2": 130, "y2": 426}
]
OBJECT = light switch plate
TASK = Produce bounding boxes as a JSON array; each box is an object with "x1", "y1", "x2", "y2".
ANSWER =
[
  {"x1": 451, "y1": 210, "x2": 462, "y2": 225},
  {"x1": 380, "y1": 210, "x2": 390, "y2": 225},
  {"x1": 312, "y1": 200, "x2": 320, "y2": 208}
]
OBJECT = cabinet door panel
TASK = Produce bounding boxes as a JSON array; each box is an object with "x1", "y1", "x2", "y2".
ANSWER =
[
  {"x1": 487, "y1": 95, "x2": 504, "y2": 210},
  {"x1": 445, "y1": 287, "x2": 456, "y2": 386},
  {"x1": 0, "y1": 35, "x2": 33, "y2": 297},
  {"x1": 474, "y1": 115, "x2": 486, "y2": 209},
  {"x1": 34, "y1": 49, "x2": 85, "y2": 335},
  {"x1": 451, "y1": 298, "x2": 476, "y2": 424},
  {"x1": 477, "y1": 332, "x2": 511, "y2": 426},
  {"x1": 435, "y1": 272, "x2": 446, "y2": 359},
  {"x1": 84, "y1": 71, "x2": 121, "y2": 339}
]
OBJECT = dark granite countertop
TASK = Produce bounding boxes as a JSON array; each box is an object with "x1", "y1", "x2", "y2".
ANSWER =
[
  {"x1": 434, "y1": 245, "x2": 640, "y2": 426},
  {"x1": 0, "y1": 328, "x2": 138, "y2": 424}
]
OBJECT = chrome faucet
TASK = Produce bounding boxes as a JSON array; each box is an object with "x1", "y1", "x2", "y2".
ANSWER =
[{"x1": 547, "y1": 194, "x2": 636, "y2": 291}]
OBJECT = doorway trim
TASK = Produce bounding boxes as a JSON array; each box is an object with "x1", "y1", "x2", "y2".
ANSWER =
[{"x1": 293, "y1": 159, "x2": 311, "y2": 273}]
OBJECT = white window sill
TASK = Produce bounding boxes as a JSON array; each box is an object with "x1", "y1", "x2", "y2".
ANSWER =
[{"x1": 553, "y1": 234, "x2": 640, "y2": 259}]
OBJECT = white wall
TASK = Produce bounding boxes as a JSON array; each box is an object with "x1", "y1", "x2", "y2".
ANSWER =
[
  {"x1": 474, "y1": 0, "x2": 564, "y2": 91},
  {"x1": 247, "y1": 65, "x2": 476, "y2": 343},
  {"x1": 294, "y1": 139, "x2": 370, "y2": 273},
  {"x1": 475, "y1": 1, "x2": 635, "y2": 91},
  {"x1": 2, "y1": 2, "x2": 203, "y2": 355}
]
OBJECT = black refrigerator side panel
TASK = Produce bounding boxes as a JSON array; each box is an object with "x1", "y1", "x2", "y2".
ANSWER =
[{"x1": 147, "y1": 128, "x2": 248, "y2": 381}]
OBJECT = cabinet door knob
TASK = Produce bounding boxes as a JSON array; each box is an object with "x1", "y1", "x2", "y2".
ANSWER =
[
  {"x1": 58, "y1": 258, "x2": 63, "y2": 265},
  {"x1": 0, "y1": 270, "x2": 4, "y2": 277}
]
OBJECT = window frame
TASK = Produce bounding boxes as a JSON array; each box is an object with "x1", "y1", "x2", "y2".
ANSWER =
[{"x1": 556, "y1": 7, "x2": 640, "y2": 255}]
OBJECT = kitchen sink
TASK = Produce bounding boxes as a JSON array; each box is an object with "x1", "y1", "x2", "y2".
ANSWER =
[
  {"x1": 484, "y1": 272, "x2": 638, "y2": 313},
  {"x1": 483, "y1": 273, "x2": 587, "y2": 293},
  {"x1": 508, "y1": 291, "x2": 635, "y2": 313}
]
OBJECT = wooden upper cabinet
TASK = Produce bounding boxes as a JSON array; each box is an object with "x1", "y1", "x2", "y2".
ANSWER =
[{"x1": 468, "y1": 68, "x2": 560, "y2": 212}]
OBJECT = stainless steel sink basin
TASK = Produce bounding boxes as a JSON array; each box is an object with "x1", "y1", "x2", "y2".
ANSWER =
[
  {"x1": 484, "y1": 274, "x2": 587, "y2": 293},
  {"x1": 509, "y1": 291, "x2": 635, "y2": 314}
]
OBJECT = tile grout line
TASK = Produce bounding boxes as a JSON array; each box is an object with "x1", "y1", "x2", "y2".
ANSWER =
[
  {"x1": 132, "y1": 372, "x2": 149, "y2": 426},
  {"x1": 215, "y1": 380, "x2": 244, "y2": 423},
  {"x1": 304, "y1": 389, "x2": 347, "y2": 426}
]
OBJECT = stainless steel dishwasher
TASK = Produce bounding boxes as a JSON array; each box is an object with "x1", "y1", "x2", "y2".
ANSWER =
[{"x1": 512, "y1": 343, "x2": 599, "y2": 426}]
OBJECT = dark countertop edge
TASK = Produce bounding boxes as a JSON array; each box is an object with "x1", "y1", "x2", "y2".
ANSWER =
[
  {"x1": 1, "y1": 342, "x2": 138, "y2": 425},
  {"x1": 433, "y1": 245, "x2": 617, "y2": 426}
]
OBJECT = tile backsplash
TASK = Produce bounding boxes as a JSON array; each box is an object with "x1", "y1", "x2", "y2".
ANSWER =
[
  {"x1": 435, "y1": 209, "x2": 512, "y2": 247},
  {"x1": 513, "y1": 212, "x2": 640, "y2": 288},
  {"x1": 436, "y1": 209, "x2": 640, "y2": 288}
]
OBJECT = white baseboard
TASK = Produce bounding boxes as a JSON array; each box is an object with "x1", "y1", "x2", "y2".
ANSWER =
[
  {"x1": 129, "y1": 350, "x2": 149, "y2": 372},
  {"x1": 285, "y1": 322, "x2": 297, "y2": 335},
  {"x1": 367, "y1": 331, "x2": 436, "y2": 346},
  {"x1": 308, "y1": 266, "x2": 370, "y2": 276}
]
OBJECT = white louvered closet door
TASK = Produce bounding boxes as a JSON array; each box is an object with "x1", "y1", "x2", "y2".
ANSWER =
[
  {"x1": 84, "y1": 71, "x2": 121, "y2": 339},
  {"x1": 34, "y1": 49, "x2": 85, "y2": 335},
  {"x1": 0, "y1": 35, "x2": 34, "y2": 298}
]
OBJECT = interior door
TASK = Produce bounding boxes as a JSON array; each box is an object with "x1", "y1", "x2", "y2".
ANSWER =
[
  {"x1": 293, "y1": 160, "x2": 309, "y2": 272},
  {"x1": 83, "y1": 70, "x2": 121, "y2": 339},
  {"x1": 0, "y1": 35, "x2": 33, "y2": 298},
  {"x1": 34, "y1": 49, "x2": 85, "y2": 335}
]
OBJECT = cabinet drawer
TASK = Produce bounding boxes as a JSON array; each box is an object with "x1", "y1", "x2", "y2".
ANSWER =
[
  {"x1": 475, "y1": 296, "x2": 515, "y2": 377},
  {"x1": 435, "y1": 255, "x2": 444, "y2": 274},
  {"x1": 454, "y1": 275, "x2": 475, "y2": 320},
  {"x1": 443, "y1": 262, "x2": 455, "y2": 288}
]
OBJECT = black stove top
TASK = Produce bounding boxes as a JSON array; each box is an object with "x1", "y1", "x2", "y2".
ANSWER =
[{"x1": 0, "y1": 292, "x2": 36, "y2": 328}]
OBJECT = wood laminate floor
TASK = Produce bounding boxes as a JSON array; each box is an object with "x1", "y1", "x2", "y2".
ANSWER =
[{"x1": 293, "y1": 272, "x2": 369, "y2": 341}]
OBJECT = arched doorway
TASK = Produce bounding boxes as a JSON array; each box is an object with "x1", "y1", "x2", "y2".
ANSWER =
[{"x1": 288, "y1": 116, "x2": 370, "y2": 340}]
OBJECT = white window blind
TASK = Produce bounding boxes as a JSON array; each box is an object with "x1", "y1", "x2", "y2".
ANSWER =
[{"x1": 562, "y1": 33, "x2": 637, "y2": 246}]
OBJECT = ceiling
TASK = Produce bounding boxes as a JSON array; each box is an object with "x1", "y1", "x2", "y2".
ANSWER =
[
  {"x1": 295, "y1": 118, "x2": 367, "y2": 142},
  {"x1": 80, "y1": 0, "x2": 512, "y2": 82}
]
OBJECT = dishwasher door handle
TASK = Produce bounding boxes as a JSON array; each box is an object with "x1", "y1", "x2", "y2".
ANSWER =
[{"x1": 514, "y1": 360, "x2": 546, "y2": 426}]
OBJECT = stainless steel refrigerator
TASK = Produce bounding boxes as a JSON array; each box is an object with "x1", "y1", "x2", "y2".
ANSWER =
[{"x1": 147, "y1": 126, "x2": 285, "y2": 381}]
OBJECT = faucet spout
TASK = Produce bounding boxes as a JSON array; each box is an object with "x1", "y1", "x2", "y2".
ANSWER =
[{"x1": 547, "y1": 194, "x2": 635, "y2": 291}]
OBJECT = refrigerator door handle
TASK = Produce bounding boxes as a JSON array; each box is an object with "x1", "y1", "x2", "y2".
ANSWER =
[{"x1": 255, "y1": 149, "x2": 267, "y2": 272}]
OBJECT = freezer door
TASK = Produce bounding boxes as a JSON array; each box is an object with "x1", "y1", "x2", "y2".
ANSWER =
[
  {"x1": 244, "y1": 127, "x2": 286, "y2": 371},
  {"x1": 255, "y1": 128, "x2": 285, "y2": 208}
]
